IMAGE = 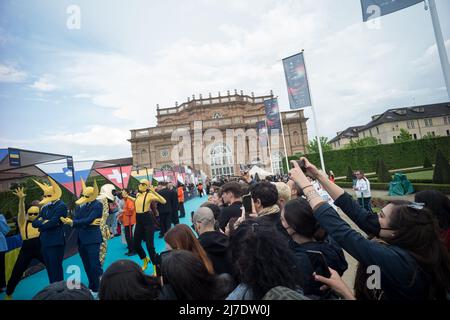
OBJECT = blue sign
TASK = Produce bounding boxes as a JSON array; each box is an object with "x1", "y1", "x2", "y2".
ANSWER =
[
  {"x1": 8, "y1": 148, "x2": 21, "y2": 167},
  {"x1": 282, "y1": 52, "x2": 312, "y2": 110},
  {"x1": 361, "y1": 0, "x2": 423, "y2": 22},
  {"x1": 264, "y1": 98, "x2": 282, "y2": 131}
]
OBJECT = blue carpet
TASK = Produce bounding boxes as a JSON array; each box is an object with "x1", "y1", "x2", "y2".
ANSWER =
[{"x1": 1, "y1": 195, "x2": 208, "y2": 300}]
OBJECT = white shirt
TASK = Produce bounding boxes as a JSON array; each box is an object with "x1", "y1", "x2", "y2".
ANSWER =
[{"x1": 355, "y1": 178, "x2": 371, "y2": 198}]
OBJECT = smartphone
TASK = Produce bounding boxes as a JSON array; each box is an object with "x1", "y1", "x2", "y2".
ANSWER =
[
  {"x1": 306, "y1": 250, "x2": 331, "y2": 278},
  {"x1": 290, "y1": 159, "x2": 307, "y2": 173},
  {"x1": 242, "y1": 193, "x2": 252, "y2": 218}
]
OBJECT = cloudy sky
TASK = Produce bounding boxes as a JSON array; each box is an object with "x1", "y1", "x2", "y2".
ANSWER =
[{"x1": 1, "y1": 0, "x2": 449, "y2": 161}]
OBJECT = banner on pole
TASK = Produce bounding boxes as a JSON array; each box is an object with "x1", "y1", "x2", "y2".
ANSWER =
[
  {"x1": 282, "y1": 52, "x2": 312, "y2": 110},
  {"x1": 96, "y1": 165, "x2": 132, "y2": 189},
  {"x1": 256, "y1": 121, "x2": 269, "y2": 147},
  {"x1": 264, "y1": 98, "x2": 282, "y2": 131},
  {"x1": 37, "y1": 160, "x2": 94, "y2": 196},
  {"x1": 153, "y1": 169, "x2": 164, "y2": 182},
  {"x1": 360, "y1": 0, "x2": 423, "y2": 22}
]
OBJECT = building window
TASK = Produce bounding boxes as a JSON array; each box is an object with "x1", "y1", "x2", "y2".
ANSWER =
[
  {"x1": 424, "y1": 118, "x2": 433, "y2": 127},
  {"x1": 140, "y1": 149, "x2": 147, "y2": 164},
  {"x1": 447, "y1": 130, "x2": 450, "y2": 136},
  {"x1": 272, "y1": 152, "x2": 285, "y2": 175},
  {"x1": 407, "y1": 120, "x2": 415, "y2": 129},
  {"x1": 376, "y1": 127, "x2": 379, "y2": 134},
  {"x1": 444, "y1": 116, "x2": 450, "y2": 125},
  {"x1": 212, "y1": 112, "x2": 223, "y2": 119},
  {"x1": 413, "y1": 133, "x2": 417, "y2": 140},
  {"x1": 378, "y1": 139, "x2": 382, "y2": 144},
  {"x1": 210, "y1": 143, "x2": 234, "y2": 178},
  {"x1": 432, "y1": 131, "x2": 436, "y2": 137},
  {"x1": 292, "y1": 131, "x2": 300, "y2": 145},
  {"x1": 369, "y1": 129, "x2": 372, "y2": 137}
]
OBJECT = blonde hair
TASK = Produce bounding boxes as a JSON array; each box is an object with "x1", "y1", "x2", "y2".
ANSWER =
[{"x1": 273, "y1": 182, "x2": 291, "y2": 203}]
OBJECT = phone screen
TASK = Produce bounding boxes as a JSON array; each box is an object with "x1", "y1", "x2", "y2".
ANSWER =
[
  {"x1": 306, "y1": 250, "x2": 331, "y2": 278},
  {"x1": 242, "y1": 194, "x2": 252, "y2": 218}
]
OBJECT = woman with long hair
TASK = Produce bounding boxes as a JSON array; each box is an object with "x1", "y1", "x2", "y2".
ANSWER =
[
  {"x1": 289, "y1": 158, "x2": 450, "y2": 300},
  {"x1": 99, "y1": 260, "x2": 160, "y2": 300},
  {"x1": 164, "y1": 224, "x2": 214, "y2": 274}
]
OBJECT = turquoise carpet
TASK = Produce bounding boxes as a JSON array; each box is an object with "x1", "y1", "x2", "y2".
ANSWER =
[{"x1": 1, "y1": 195, "x2": 207, "y2": 300}]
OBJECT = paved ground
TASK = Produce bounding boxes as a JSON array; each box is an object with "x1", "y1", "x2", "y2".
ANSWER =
[{"x1": 342, "y1": 188, "x2": 416, "y2": 201}]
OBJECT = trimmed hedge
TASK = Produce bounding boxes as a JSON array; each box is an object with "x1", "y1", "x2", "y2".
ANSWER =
[
  {"x1": 284, "y1": 136, "x2": 450, "y2": 177},
  {"x1": 335, "y1": 181, "x2": 450, "y2": 194}
]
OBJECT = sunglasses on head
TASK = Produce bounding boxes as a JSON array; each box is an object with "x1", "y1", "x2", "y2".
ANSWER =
[
  {"x1": 28, "y1": 212, "x2": 39, "y2": 216},
  {"x1": 43, "y1": 195, "x2": 52, "y2": 198}
]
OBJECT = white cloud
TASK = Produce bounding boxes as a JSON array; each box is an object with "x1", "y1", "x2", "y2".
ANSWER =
[
  {"x1": 42, "y1": 125, "x2": 130, "y2": 147},
  {"x1": 413, "y1": 39, "x2": 450, "y2": 72},
  {"x1": 29, "y1": 75, "x2": 57, "y2": 91},
  {"x1": 0, "y1": 63, "x2": 27, "y2": 83}
]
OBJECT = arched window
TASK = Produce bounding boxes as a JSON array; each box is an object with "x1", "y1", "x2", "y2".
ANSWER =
[
  {"x1": 272, "y1": 152, "x2": 285, "y2": 175},
  {"x1": 210, "y1": 143, "x2": 234, "y2": 178},
  {"x1": 161, "y1": 164, "x2": 173, "y2": 171}
]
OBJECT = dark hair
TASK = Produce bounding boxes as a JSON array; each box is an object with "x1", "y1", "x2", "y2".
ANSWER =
[
  {"x1": 383, "y1": 201, "x2": 450, "y2": 299},
  {"x1": 221, "y1": 182, "x2": 243, "y2": 198},
  {"x1": 160, "y1": 250, "x2": 228, "y2": 300},
  {"x1": 99, "y1": 260, "x2": 161, "y2": 300},
  {"x1": 229, "y1": 220, "x2": 303, "y2": 299},
  {"x1": 415, "y1": 190, "x2": 450, "y2": 230},
  {"x1": 283, "y1": 198, "x2": 318, "y2": 238},
  {"x1": 249, "y1": 181, "x2": 278, "y2": 208},
  {"x1": 32, "y1": 281, "x2": 94, "y2": 300}
]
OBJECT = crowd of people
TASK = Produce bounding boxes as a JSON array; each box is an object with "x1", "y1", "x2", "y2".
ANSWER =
[{"x1": 5, "y1": 156, "x2": 449, "y2": 301}]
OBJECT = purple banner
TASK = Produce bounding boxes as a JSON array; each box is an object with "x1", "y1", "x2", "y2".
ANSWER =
[
  {"x1": 264, "y1": 98, "x2": 281, "y2": 131},
  {"x1": 282, "y1": 52, "x2": 312, "y2": 110}
]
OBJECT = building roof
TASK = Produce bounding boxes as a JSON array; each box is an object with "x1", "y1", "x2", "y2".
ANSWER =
[
  {"x1": 329, "y1": 126, "x2": 364, "y2": 144},
  {"x1": 330, "y1": 101, "x2": 450, "y2": 143},
  {"x1": 360, "y1": 102, "x2": 450, "y2": 131}
]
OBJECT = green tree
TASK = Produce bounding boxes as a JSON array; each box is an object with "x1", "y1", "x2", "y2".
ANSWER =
[
  {"x1": 432, "y1": 150, "x2": 450, "y2": 184},
  {"x1": 346, "y1": 166, "x2": 354, "y2": 182},
  {"x1": 395, "y1": 128, "x2": 412, "y2": 143},
  {"x1": 344, "y1": 137, "x2": 378, "y2": 149},
  {"x1": 307, "y1": 137, "x2": 332, "y2": 154},
  {"x1": 423, "y1": 156, "x2": 432, "y2": 169},
  {"x1": 377, "y1": 159, "x2": 392, "y2": 183}
]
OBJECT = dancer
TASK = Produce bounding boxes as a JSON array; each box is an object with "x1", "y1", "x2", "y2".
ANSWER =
[
  {"x1": 117, "y1": 189, "x2": 136, "y2": 256},
  {"x1": 97, "y1": 184, "x2": 115, "y2": 266},
  {"x1": 127, "y1": 179, "x2": 166, "y2": 273},
  {"x1": 32, "y1": 177, "x2": 68, "y2": 284},
  {"x1": 4, "y1": 188, "x2": 44, "y2": 300},
  {"x1": 60, "y1": 179, "x2": 103, "y2": 293}
]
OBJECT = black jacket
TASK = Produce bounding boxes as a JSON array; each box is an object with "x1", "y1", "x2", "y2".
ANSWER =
[
  {"x1": 218, "y1": 201, "x2": 242, "y2": 231},
  {"x1": 289, "y1": 240, "x2": 348, "y2": 297},
  {"x1": 157, "y1": 188, "x2": 174, "y2": 215},
  {"x1": 198, "y1": 231, "x2": 233, "y2": 275}
]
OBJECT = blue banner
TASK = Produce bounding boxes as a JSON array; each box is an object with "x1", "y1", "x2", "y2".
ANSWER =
[
  {"x1": 361, "y1": 0, "x2": 423, "y2": 22},
  {"x1": 8, "y1": 148, "x2": 21, "y2": 167},
  {"x1": 264, "y1": 98, "x2": 281, "y2": 131},
  {"x1": 282, "y1": 52, "x2": 312, "y2": 110}
]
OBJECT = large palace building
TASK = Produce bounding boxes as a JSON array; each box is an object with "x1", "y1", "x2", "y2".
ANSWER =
[{"x1": 128, "y1": 91, "x2": 309, "y2": 178}]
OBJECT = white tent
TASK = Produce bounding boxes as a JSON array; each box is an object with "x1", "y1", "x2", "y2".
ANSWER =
[{"x1": 248, "y1": 165, "x2": 272, "y2": 179}]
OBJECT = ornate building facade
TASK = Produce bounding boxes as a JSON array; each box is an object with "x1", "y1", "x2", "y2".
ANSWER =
[{"x1": 128, "y1": 91, "x2": 309, "y2": 177}]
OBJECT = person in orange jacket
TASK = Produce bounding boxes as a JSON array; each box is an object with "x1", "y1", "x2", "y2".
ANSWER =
[
  {"x1": 117, "y1": 189, "x2": 137, "y2": 256},
  {"x1": 177, "y1": 184, "x2": 186, "y2": 218}
]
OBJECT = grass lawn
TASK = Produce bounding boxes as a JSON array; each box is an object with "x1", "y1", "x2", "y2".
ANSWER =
[{"x1": 404, "y1": 170, "x2": 433, "y2": 180}]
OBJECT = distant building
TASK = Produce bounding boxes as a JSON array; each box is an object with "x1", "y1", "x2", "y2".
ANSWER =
[
  {"x1": 128, "y1": 91, "x2": 309, "y2": 177},
  {"x1": 330, "y1": 102, "x2": 450, "y2": 149}
]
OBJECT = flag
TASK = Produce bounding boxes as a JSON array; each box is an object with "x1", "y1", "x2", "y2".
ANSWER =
[
  {"x1": 282, "y1": 52, "x2": 312, "y2": 110},
  {"x1": 96, "y1": 165, "x2": 132, "y2": 189},
  {"x1": 165, "y1": 170, "x2": 175, "y2": 184},
  {"x1": 153, "y1": 169, "x2": 164, "y2": 182},
  {"x1": 36, "y1": 160, "x2": 94, "y2": 196},
  {"x1": 131, "y1": 169, "x2": 151, "y2": 181},
  {"x1": 264, "y1": 98, "x2": 282, "y2": 131},
  {"x1": 256, "y1": 121, "x2": 269, "y2": 147},
  {"x1": 361, "y1": 0, "x2": 423, "y2": 22}
]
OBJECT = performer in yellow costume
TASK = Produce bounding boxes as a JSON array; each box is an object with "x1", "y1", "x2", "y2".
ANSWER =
[
  {"x1": 127, "y1": 179, "x2": 166, "y2": 273},
  {"x1": 4, "y1": 188, "x2": 43, "y2": 300}
]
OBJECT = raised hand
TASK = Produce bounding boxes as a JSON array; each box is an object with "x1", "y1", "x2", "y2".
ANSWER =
[
  {"x1": 13, "y1": 187, "x2": 26, "y2": 199},
  {"x1": 300, "y1": 157, "x2": 321, "y2": 178}
]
